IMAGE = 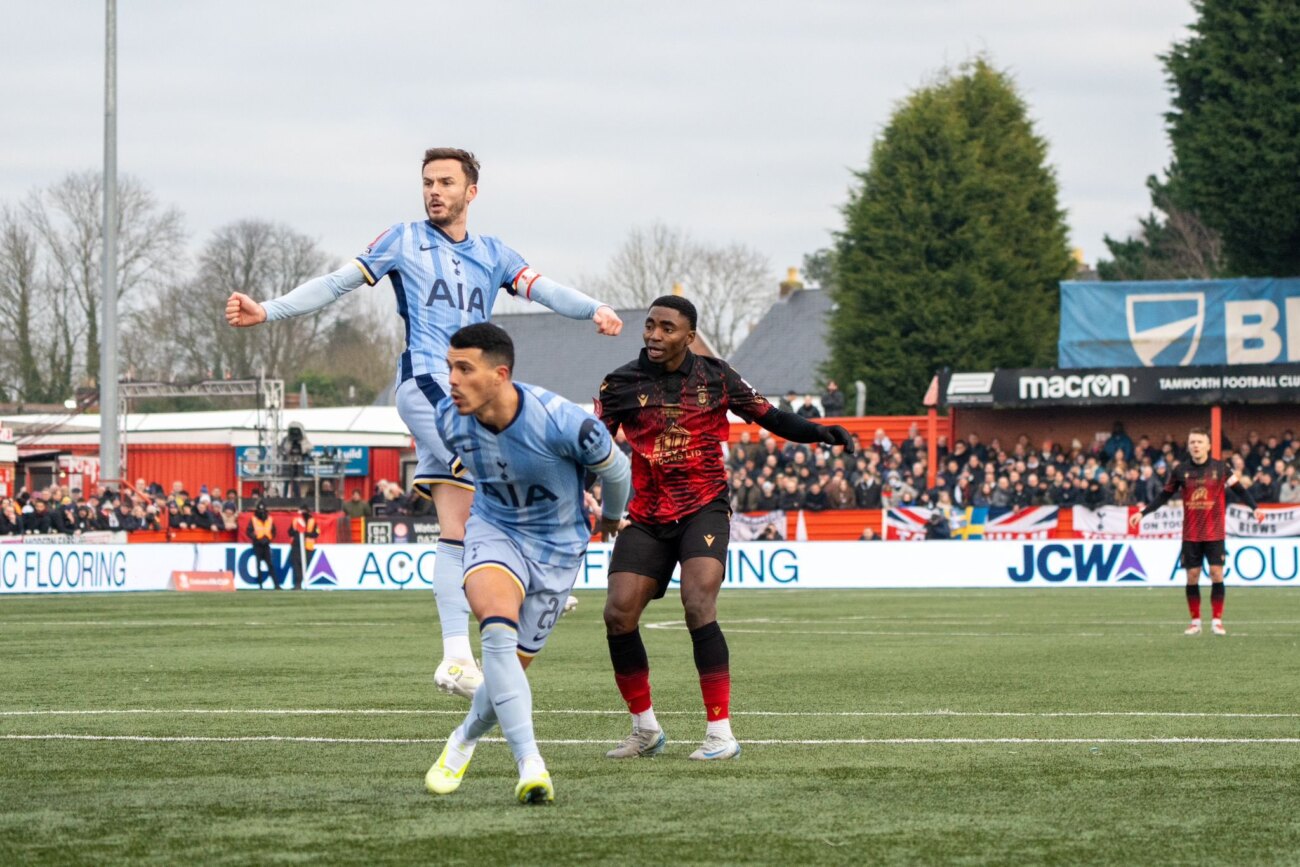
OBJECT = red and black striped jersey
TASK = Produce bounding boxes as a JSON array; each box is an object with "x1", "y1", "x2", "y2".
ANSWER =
[
  {"x1": 1163, "y1": 458, "x2": 1232, "y2": 542},
  {"x1": 596, "y1": 350, "x2": 775, "y2": 524}
]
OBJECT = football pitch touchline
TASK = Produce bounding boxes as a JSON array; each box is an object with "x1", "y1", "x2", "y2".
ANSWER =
[
  {"x1": 4, "y1": 734, "x2": 1300, "y2": 746},
  {"x1": 0, "y1": 620, "x2": 402, "y2": 628},
  {"x1": 5, "y1": 708, "x2": 1300, "y2": 719}
]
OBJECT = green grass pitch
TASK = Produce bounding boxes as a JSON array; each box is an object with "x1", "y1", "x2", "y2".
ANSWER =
[{"x1": 2, "y1": 587, "x2": 1299, "y2": 865}]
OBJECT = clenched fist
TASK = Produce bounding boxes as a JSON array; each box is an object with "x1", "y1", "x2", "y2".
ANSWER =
[
  {"x1": 593, "y1": 305, "x2": 623, "y2": 336},
  {"x1": 225, "y1": 292, "x2": 267, "y2": 327}
]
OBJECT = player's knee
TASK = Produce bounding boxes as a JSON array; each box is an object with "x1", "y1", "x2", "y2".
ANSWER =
[
  {"x1": 681, "y1": 596, "x2": 716, "y2": 629},
  {"x1": 603, "y1": 598, "x2": 640, "y2": 634}
]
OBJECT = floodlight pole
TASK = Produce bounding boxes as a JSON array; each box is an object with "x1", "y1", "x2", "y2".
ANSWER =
[{"x1": 100, "y1": 0, "x2": 121, "y2": 486}]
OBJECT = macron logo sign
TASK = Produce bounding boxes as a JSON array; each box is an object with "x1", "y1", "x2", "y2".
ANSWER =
[{"x1": 1018, "y1": 373, "x2": 1130, "y2": 401}]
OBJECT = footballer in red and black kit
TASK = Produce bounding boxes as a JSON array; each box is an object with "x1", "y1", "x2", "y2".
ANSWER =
[
  {"x1": 1133, "y1": 428, "x2": 1265, "y2": 636},
  {"x1": 595, "y1": 295, "x2": 853, "y2": 762}
]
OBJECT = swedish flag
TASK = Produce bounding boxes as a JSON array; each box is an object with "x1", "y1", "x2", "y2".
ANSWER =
[{"x1": 951, "y1": 506, "x2": 988, "y2": 540}]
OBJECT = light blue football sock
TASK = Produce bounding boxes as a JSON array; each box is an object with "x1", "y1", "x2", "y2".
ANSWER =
[
  {"x1": 479, "y1": 618, "x2": 540, "y2": 765},
  {"x1": 457, "y1": 678, "x2": 498, "y2": 743},
  {"x1": 434, "y1": 540, "x2": 471, "y2": 657}
]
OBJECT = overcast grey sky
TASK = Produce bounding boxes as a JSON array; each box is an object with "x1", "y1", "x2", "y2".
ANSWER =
[{"x1": 2, "y1": 0, "x2": 1197, "y2": 289}]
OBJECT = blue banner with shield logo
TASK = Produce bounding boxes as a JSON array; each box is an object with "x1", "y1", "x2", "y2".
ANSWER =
[{"x1": 1059, "y1": 278, "x2": 1300, "y2": 368}]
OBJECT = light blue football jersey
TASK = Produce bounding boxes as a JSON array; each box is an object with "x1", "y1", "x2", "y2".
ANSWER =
[
  {"x1": 434, "y1": 383, "x2": 615, "y2": 568},
  {"x1": 355, "y1": 222, "x2": 529, "y2": 383}
]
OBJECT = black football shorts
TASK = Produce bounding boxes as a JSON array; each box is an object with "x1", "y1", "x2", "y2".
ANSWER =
[
  {"x1": 608, "y1": 498, "x2": 731, "y2": 598},
  {"x1": 1181, "y1": 539, "x2": 1226, "y2": 570}
]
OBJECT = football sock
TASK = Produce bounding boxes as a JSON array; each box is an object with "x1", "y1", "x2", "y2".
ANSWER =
[
  {"x1": 608, "y1": 629, "x2": 655, "y2": 721},
  {"x1": 442, "y1": 727, "x2": 477, "y2": 774},
  {"x1": 691, "y1": 621, "x2": 731, "y2": 724},
  {"x1": 1185, "y1": 584, "x2": 1202, "y2": 620},
  {"x1": 519, "y1": 754, "x2": 548, "y2": 778},
  {"x1": 434, "y1": 539, "x2": 471, "y2": 657},
  {"x1": 1211, "y1": 582, "x2": 1225, "y2": 620},
  {"x1": 457, "y1": 677, "x2": 498, "y2": 743},
  {"x1": 706, "y1": 718, "x2": 734, "y2": 740},
  {"x1": 479, "y1": 618, "x2": 540, "y2": 765}
]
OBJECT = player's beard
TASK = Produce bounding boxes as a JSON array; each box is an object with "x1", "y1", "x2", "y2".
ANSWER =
[{"x1": 428, "y1": 195, "x2": 467, "y2": 229}]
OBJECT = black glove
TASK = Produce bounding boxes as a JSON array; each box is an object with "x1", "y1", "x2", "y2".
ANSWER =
[{"x1": 822, "y1": 425, "x2": 855, "y2": 452}]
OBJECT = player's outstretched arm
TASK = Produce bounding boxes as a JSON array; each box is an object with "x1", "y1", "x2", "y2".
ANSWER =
[
  {"x1": 227, "y1": 263, "x2": 368, "y2": 328},
  {"x1": 516, "y1": 271, "x2": 622, "y2": 335},
  {"x1": 754, "y1": 408, "x2": 855, "y2": 453}
]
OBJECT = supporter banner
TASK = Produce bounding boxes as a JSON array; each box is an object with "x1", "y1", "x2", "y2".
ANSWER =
[
  {"x1": 985, "y1": 506, "x2": 1058, "y2": 539},
  {"x1": 1074, "y1": 505, "x2": 1300, "y2": 539},
  {"x1": 1228, "y1": 504, "x2": 1300, "y2": 538},
  {"x1": 363, "y1": 517, "x2": 441, "y2": 545},
  {"x1": 4, "y1": 540, "x2": 1300, "y2": 593},
  {"x1": 886, "y1": 507, "x2": 1058, "y2": 540},
  {"x1": 939, "y1": 364, "x2": 1300, "y2": 408},
  {"x1": 730, "y1": 510, "x2": 786, "y2": 541},
  {"x1": 1059, "y1": 278, "x2": 1300, "y2": 368}
]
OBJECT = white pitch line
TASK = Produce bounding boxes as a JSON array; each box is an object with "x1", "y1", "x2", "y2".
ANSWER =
[
  {"x1": 4, "y1": 708, "x2": 1300, "y2": 718},
  {"x1": 4, "y1": 734, "x2": 1300, "y2": 746},
  {"x1": 0, "y1": 620, "x2": 400, "y2": 628}
]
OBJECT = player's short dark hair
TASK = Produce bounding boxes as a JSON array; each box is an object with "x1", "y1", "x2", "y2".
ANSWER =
[
  {"x1": 649, "y1": 295, "x2": 697, "y2": 330},
  {"x1": 422, "y1": 148, "x2": 480, "y2": 185},
  {"x1": 450, "y1": 323, "x2": 514, "y2": 371},
  {"x1": 1188, "y1": 427, "x2": 1210, "y2": 439}
]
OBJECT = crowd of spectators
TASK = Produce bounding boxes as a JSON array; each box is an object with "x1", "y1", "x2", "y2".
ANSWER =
[
  {"x1": 6, "y1": 421, "x2": 1293, "y2": 538},
  {"x1": 726, "y1": 422, "x2": 1300, "y2": 515},
  {"x1": 1, "y1": 477, "x2": 244, "y2": 537}
]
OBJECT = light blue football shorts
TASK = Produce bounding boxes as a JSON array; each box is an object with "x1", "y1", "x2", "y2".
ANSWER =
[
  {"x1": 461, "y1": 515, "x2": 581, "y2": 658},
  {"x1": 395, "y1": 374, "x2": 474, "y2": 499}
]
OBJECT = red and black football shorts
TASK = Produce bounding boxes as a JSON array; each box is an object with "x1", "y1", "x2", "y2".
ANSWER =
[
  {"x1": 1181, "y1": 539, "x2": 1226, "y2": 570},
  {"x1": 608, "y1": 497, "x2": 731, "y2": 598}
]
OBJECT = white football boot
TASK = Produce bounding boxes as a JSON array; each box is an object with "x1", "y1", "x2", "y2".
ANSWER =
[{"x1": 434, "y1": 658, "x2": 483, "y2": 699}]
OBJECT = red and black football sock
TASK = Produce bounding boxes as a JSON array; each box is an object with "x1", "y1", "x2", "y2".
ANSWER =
[
  {"x1": 1211, "y1": 582, "x2": 1225, "y2": 620},
  {"x1": 607, "y1": 629, "x2": 653, "y2": 715},
  {"x1": 690, "y1": 621, "x2": 730, "y2": 722},
  {"x1": 1185, "y1": 584, "x2": 1202, "y2": 620}
]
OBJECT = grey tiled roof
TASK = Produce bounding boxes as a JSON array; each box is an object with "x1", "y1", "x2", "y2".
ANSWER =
[
  {"x1": 494, "y1": 309, "x2": 649, "y2": 403},
  {"x1": 728, "y1": 288, "x2": 833, "y2": 395}
]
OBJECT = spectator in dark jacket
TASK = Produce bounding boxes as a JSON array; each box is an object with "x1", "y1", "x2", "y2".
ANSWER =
[
  {"x1": 1249, "y1": 471, "x2": 1279, "y2": 504},
  {"x1": 53, "y1": 501, "x2": 80, "y2": 534},
  {"x1": 0, "y1": 501, "x2": 21, "y2": 535},
  {"x1": 777, "y1": 477, "x2": 804, "y2": 511},
  {"x1": 804, "y1": 482, "x2": 830, "y2": 512},
  {"x1": 1102, "y1": 422, "x2": 1134, "y2": 463},
  {"x1": 796, "y1": 395, "x2": 822, "y2": 419},
  {"x1": 820, "y1": 380, "x2": 846, "y2": 416},
  {"x1": 924, "y1": 510, "x2": 951, "y2": 539},
  {"x1": 24, "y1": 499, "x2": 54, "y2": 534},
  {"x1": 854, "y1": 473, "x2": 883, "y2": 509}
]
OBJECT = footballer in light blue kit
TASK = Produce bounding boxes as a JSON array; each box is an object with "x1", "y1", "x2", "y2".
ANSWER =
[
  {"x1": 224, "y1": 148, "x2": 623, "y2": 697},
  {"x1": 423, "y1": 323, "x2": 631, "y2": 805}
]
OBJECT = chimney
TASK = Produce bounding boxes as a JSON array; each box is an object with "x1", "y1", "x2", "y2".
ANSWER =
[{"x1": 778, "y1": 266, "x2": 803, "y2": 300}]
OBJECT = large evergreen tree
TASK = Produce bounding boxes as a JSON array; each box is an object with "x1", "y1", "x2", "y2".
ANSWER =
[
  {"x1": 1164, "y1": 0, "x2": 1300, "y2": 276},
  {"x1": 1104, "y1": 0, "x2": 1300, "y2": 278},
  {"x1": 826, "y1": 59, "x2": 1072, "y2": 413}
]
